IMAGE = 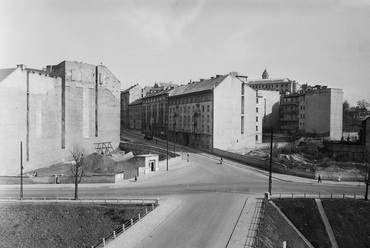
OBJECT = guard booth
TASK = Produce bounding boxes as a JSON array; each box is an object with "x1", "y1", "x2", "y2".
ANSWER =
[{"x1": 53, "y1": 174, "x2": 63, "y2": 184}]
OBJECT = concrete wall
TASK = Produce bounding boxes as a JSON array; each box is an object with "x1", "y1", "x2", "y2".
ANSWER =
[
  {"x1": 257, "y1": 90, "x2": 281, "y2": 132},
  {"x1": 213, "y1": 148, "x2": 315, "y2": 178},
  {"x1": 305, "y1": 88, "x2": 343, "y2": 140},
  {"x1": 329, "y1": 89, "x2": 343, "y2": 140},
  {"x1": 0, "y1": 61, "x2": 121, "y2": 176},
  {"x1": 0, "y1": 68, "x2": 64, "y2": 175},
  {"x1": 213, "y1": 74, "x2": 256, "y2": 154},
  {"x1": 324, "y1": 143, "x2": 366, "y2": 162}
]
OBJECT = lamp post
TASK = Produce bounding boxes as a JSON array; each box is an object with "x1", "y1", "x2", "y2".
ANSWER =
[
  {"x1": 268, "y1": 126, "x2": 273, "y2": 194},
  {"x1": 20, "y1": 141, "x2": 23, "y2": 199},
  {"x1": 166, "y1": 101, "x2": 169, "y2": 171}
]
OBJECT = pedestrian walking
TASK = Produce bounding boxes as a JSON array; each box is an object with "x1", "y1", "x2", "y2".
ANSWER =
[
  {"x1": 318, "y1": 174, "x2": 322, "y2": 183},
  {"x1": 338, "y1": 174, "x2": 341, "y2": 182},
  {"x1": 220, "y1": 158, "x2": 223, "y2": 164},
  {"x1": 187, "y1": 153, "x2": 189, "y2": 162}
]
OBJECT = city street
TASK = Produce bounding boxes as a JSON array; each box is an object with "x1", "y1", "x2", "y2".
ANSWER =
[{"x1": 0, "y1": 131, "x2": 365, "y2": 248}]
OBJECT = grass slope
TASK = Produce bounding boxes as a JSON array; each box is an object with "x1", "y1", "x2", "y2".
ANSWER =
[
  {"x1": 273, "y1": 199, "x2": 331, "y2": 248},
  {"x1": 0, "y1": 203, "x2": 149, "y2": 248},
  {"x1": 322, "y1": 199, "x2": 370, "y2": 248}
]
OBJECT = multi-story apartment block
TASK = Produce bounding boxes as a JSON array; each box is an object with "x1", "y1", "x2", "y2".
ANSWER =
[
  {"x1": 128, "y1": 98, "x2": 142, "y2": 131},
  {"x1": 280, "y1": 84, "x2": 343, "y2": 139},
  {"x1": 248, "y1": 69, "x2": 300, "y2": 94},
  {"x1": 142, "y1": 87, "x2": 176, "y2": 139},
  {"x1": 167, "y1": 72, "x2": 257, "y2": 154},
  {"x1": 121, "y1": 84, "x2": 143, "y2": 130},
  {"x1": 0, "y1": 61, "x2": 122, "y2": 175}
]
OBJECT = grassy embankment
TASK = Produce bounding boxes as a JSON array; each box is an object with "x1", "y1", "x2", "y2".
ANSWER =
[{"x1": 259, "y1": 199, "x2": 370, "y2": 248}]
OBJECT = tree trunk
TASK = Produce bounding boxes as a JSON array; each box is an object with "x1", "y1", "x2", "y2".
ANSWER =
[{"x1": 74, "y1": 183, "x2": 78, "y2": 200}]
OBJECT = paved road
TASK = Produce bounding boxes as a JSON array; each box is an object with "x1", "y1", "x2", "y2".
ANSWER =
[{"x1": 0, "y1": 131, "x2": 365, "y2": 247}]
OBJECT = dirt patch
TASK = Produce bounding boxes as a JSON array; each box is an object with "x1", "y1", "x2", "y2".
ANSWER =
[{"x1": 0, "y1": 203, "x2": 150, "y2": 248}]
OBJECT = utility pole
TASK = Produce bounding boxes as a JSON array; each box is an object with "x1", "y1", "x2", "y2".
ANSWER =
[
  {"x1": 268, "y1": 126, "x2": 273, "y2": 194},
  {"x1": 166, "y1": 100, "x2": 169, "y2": 171},
  {"x1": 20, "y1": 141, "x2": 23, "y2": 199}
]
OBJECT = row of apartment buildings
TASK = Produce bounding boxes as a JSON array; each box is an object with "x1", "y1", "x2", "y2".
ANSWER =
[
  {"x1": 122, "y1": 69, "x2": 344, "y2": 153},
  {"x1": 0, "y1": 61, "x2": 122, "y2": 175}
]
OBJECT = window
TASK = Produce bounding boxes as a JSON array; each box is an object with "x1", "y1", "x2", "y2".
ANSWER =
[
  {"x1": 256, "y1": 116, "x2": 259, "y2": 122},
  {"x1": 256, "y1": 98, "x2": 258, "y2": 103},
  {"x1": 207, "y1": 126, "x2": 210, "y2": 133},
  {"x1": 241, "y1": 116, "x2": 244, "y2": 134},
  {"x1": 241, "y1": 96, "x2": 244, "y2": 114},
  {"x1": 256, "y1": 107, "x2": 258, "y2": 113},
  {"x1": 256, "y1": 135, "x2": 258, "y2": 141},
  {"x1": 207, "y1": 105, "x2": 210, "y2": 112},
  {"x1": 202, "y1": 106, "x2": 204, "y2": 112},
  {"x1": 256, "y1": 126, "x2": 259, "y2": 131},
  {"x1": 207, "y1": 115, "x2": 210, "y2": 122}
]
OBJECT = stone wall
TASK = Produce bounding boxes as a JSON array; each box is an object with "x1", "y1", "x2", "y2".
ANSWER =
[{"x1": 324, "y1": 143, "x2": 366, "y2": 162}]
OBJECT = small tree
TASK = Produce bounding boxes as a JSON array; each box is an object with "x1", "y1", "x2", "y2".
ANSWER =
[
  {"x1": 355, "y1": 153, "x2": 370, "y2": 201},
  {"x1": 69, "y1": 144, "x2": 89, "y2": 200}
]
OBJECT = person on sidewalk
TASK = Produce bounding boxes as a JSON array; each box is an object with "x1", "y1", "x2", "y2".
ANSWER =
[
  {"x1": 318, "y1": 174, "x2": 322, "y2": 183},
  {"x1": 220, "y1": 158, "x2": 223, "y2": 164},
  {"x1": 338, "y1": 174, "x2": 341, "y2": 182}
]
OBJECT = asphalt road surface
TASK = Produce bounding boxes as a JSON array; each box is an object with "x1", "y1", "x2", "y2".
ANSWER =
[{"x1": 1, "y1": 131, "x2": 365, "y2": 247}]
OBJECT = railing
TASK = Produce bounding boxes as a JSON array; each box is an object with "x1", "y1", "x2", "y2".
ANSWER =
[
  {"x1": 270, "y1": 193, "x2": 364, "y2": 200},
  {"x1": 251, "y1": 199, "x2": 266, "y2": 248},
  {"x1": 92, "y1": 203, "x2": 159, "y2": 248},
  {"x1": 0, "y1": 197, "x2": 159, "y2": 205}
]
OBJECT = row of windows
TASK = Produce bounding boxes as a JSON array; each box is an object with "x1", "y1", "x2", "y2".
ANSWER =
[
  {"x1": 171, "y1": 115, "x2": 210, "y2": 123},
  {"x1": 170, "y1": 94, "x2": 212, "y2": 105},
  {"x1": 169, "y1": 104, "x2": 210, "y2": 114},
  {"x1": 250, "y1": 83, "x2": 290, "y2": 89}
]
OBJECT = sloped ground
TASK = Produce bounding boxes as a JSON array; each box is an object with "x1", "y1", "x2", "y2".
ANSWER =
[
  {"x1": 0, "y1": 203, "x2": 149, "y2": 248},
  {"x1": 321, "y1": 199, "x2": 370, "y2": 248},
  {"x1": 259, "y1": 199, "x2": 370, "y2": 248}
]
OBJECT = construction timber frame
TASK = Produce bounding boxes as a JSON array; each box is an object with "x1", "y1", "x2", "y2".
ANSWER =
[{"x1": 94, "y1": 142, "x2": 115, "y2": 156}]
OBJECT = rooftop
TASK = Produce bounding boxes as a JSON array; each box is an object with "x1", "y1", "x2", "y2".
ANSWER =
[{"x1": 170, "y1": 74, "x2": 229, "y2": 97}]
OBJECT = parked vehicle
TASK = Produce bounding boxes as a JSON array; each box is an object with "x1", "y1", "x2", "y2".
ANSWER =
[{"x1": 144, "y1": 134, "x2": 153, "y2": 140}]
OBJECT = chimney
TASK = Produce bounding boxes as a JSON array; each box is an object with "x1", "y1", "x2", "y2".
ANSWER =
[{"x1": 46, "y1": 65, "x2": 53, "y2": 74}]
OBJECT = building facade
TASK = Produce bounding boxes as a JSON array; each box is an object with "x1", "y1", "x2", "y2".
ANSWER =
[
  {"x1": 142, "y1": 88, "x2": 174, "y2": 139},
  {"x1": 128, "y1": 99, "x2": 142, "y2": 131},
  {"x1": 0, "y1": 61, "x2": 121, "y2": 175},
  {"x1": 167, "y1": 72, "x2": 258, "y2": 154},
  {"x1": 121, "y1": 84, "x2": 143, "y2": 130},
  {"x1": 279, "y1": 84, "x2": 343, "y2": 139},
  {"x1": 248, "y1": 69, "x2": 300, "y2": 94}
]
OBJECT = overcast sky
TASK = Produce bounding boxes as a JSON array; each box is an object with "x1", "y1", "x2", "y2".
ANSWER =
[{"x1": 1, "y1": 0, "x2": 369, "y2": 106}]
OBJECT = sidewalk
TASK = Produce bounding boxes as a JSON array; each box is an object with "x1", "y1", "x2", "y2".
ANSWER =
[{"x1": 0, "y1": 158, "x2": 191, "y2": 190}]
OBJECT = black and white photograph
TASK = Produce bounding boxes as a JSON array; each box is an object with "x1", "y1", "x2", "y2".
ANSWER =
[{"x1": 1, "y1": 0, "x2": 370, "y2": 247}]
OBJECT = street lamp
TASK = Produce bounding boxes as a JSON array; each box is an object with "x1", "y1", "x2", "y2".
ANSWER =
[
  {"x1": 166, "y1": 101, "x2": 169, "y2": 171},
  {"x1": 268, "y1": 126, "x2": 273, "y2": 194},
  {"x1": 20, "y1": 141, "x2": 23, "y2": 199}
]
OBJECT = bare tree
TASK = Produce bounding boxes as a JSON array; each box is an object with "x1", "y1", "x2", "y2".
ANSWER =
[
  {"x1": 355, "y1": 153, "x2": 370, "y2": 201},
  {"x1": 69, "y1": 144, "x2": 89, "y2": 200}
]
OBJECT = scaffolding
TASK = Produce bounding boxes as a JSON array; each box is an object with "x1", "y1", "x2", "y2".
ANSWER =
[{"x1": 94, "y1": 142, "x2": 115, "y2": 156}]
